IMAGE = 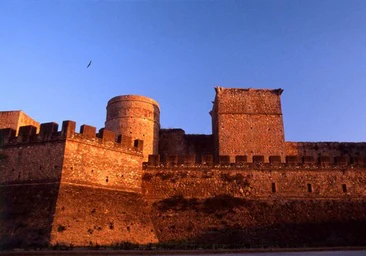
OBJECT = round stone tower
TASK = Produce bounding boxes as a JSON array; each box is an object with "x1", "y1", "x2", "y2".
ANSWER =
[{"x1": 105, "y1": 95, "x2": 160, "y2": 160}]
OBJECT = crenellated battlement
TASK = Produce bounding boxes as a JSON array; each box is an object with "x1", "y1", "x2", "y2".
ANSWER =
[
  {"x1": 0, "y1": 120, "x2": 144, "y2": 153},
  {"x1": 143, "y1": 154, "x2": 366, "y2": 169}
]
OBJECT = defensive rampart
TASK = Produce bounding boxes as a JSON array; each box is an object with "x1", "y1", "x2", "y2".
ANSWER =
[
  {"x1": 0, "y1": 121, "x2": 144, "y2": 191},
  {"x1": 0, "y1": 122, "x2": 156, "y2": 249},
  {"x1": 143, "y1": 154, "x2": 366, "y2": 247},
  {"x1": 142, "y1": 154, "x2": 366, "y2": 199},
  {"x1": 286, "y1": 141, "x2": 366, "y2": 160}
]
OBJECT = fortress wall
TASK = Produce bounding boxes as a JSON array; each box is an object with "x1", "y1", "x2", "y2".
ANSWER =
[
  {"x1": 50, "y1": 184, "x2": 157, "y2": 247},
  {"x1": 142, "y1": 167, "x2": 366, "y2": 199},
  {"x1": 0, "y1": 111, "x2": 40, "y2": 136},
  {"x1": 159, "y1": 129, "x2": 186, "y2": 155},
  {"x1": 151, "y1": 197, "x2": 366, "y2": 246},
  {"x1": 62, "y1": 135, "x2": 143, "y2": 192},
  {"x1": 158, "y1": 129, "x2": 213, "y2": 160},
  {"x1": 185, "y1": 134, "x2": 213, "y2": 159},
  {"x1": 286, "y1": 142, "x2": 366, "y2": 160},
  {"x1": 0, "y1": 121, "x2": 144, "y2": 191},
  {"x1": 0, "y1": 141, "x2": 65, "y2": 184},
  {"x1": 0, "y1": 184, "x2": 60, "y2": 249}
]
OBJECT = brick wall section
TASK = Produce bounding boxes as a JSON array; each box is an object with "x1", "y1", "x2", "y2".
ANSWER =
[
  {"x1": 18, "y1": 111, "x2": 40, "y2": 134},
  {"x1": 0, "y1": 184, "x2": 60, "y2": 249},
  {"x1": 0, "y1": 111, "x2": 40, "y2": 135},
  {"x1": 142, "y1": 166, "x2": 366, "y2": 199},
  {"x1": 286, "y1": 142, "x2": 366, "y2": 161},
  {"x1": 159, "y1": 129, "x2": 186, "y2": 155},
  {"x1": 50, "y1": 184, "x2": 157, "y2": 246},
  {"x1": 0, "y1": 141, "x2": 65, "y2": 184},
  {"x1": 159, "y1": 129, "x2": 213, "y2": 160},
  {"x1": 62, "y1": 135, "x2": 143, "y2": 193},
  {"x1": 151, "y1": 198, "x2": 366, "y2": 246},
  {"x1": 211, "y1": 87, "x2": 286, "y2": 162},
  {"x1": 105, "y1": 95, "x2": 160, "y2": 161}
]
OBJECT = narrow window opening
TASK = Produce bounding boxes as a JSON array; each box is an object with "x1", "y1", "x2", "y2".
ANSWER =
[
  {"x1": 106, "y1": 176, "x2": 109, "y2": 183},
  {"x1": 134, "y1": 140, "x2": 139, "y2": 147},
  {"x1": 342, "y1": 184, "x2": 347, "y2": 193},
  {"x1": 271, "y1": 182, "x2": 276, "y2": 193},
  {"x1": 39, "y1": 166, "x2": 42, "y2": 170},
  {"x1": 18, "y1": 172, "x2": 21, "y2": 180},
  {"x1": 307, "y1": 183, "x2": 312, "y2": 193},
  {"x1": 91, "y1": 169, "x2": 94, "y2": 173},
  {"x1": 54, "y1": 165, "x2": 58, "y2": 169}
]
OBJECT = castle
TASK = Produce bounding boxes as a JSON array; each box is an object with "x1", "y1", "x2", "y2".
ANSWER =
[{"x1": 0, "y1": 87, "x2": 366, "y2": 249}]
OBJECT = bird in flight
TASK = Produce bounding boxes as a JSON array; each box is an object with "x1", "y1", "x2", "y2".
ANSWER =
[{"x1": 87, "y1": 61, "x2": 92, "y2": 68}]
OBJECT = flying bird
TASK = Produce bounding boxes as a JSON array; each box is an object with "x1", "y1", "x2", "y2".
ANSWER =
[{"x1": 87, "y1": 61, "x2": 92, "y2": 68}]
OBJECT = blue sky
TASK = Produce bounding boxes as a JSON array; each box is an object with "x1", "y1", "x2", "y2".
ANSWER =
[{"x1": 1, "y1": 0, "x2": 366, "y2": 142}]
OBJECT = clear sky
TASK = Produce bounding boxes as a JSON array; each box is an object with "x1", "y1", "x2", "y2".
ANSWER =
[{"x1": 1, "y1": 0, "x2": 366, "y2": 142}]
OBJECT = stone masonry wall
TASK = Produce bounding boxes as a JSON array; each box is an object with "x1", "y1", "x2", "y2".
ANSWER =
[
  {"x1": 159, "y1": 129, "x2": 213, "y2": 160},
  {"x1": 0, "y1": 184, "x2": 60, "y2": 249},
  {"x1": 211, "y1": 88, "x2": 286, "y2": 162},
  {"x1": 142, "y1": 166, "x2": 366, "y2": 199},
  {"x1": 105, "y1": 95, "x2": 160, "y2": 161},
  {"x1": 286, "y1": 142, "x2": 366, "y2": 161},
  {"x1": 0, "y1": 111, "x2": 40, "y2": 136},
  {"x1": 62, "y1": 135, "x2": 143, "y2": 193},
  {"x1": 0, "y1": 141, "x2": 65, "y2": 184},
  {"x1": 50, "y1": 184, "x2": 157, "y2": 247},
  {"x1": 151, "y1": 197, "x2": 366, "y2": 247}
]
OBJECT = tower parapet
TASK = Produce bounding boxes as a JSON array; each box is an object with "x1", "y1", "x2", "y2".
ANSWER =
[{"x1": 105, "y1": 95, "x2": 160, "y2": 161}]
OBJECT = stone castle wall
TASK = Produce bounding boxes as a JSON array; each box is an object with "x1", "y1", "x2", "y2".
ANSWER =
[
  {"x1": 211, "y1": 88, "x2": 286, "y2": 162},
  {"x1": 286, "y1": 141, "x2": 366, "y2": 160},
  {"x1": 0, "y1": 121, "x2": 144, "y2": 192},
  {"x1": 159, "y1": 129, "x2": 213, "y2": 158},
  {"x1": 50, "y1": 184, "x2": 157, "y2": 247},
  {"x1": 1, "y1": 87, "x2": 366, "y2": 248},
  {"x1": 142, "y1": 156, "x2": 366, "y2": 200}
]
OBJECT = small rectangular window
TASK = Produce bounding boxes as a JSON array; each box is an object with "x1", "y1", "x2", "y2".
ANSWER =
[
  {"x1": 134, "y1": 140, "x2": 139, "y2": 147},
  {"x1": 307, "y1": 183, "x2": 312, "y2": 193},
  {"x1": 272, "y1": 182, "x2": 276, "y2": 193},
  {"x1": 342, "y1": 184, "x2": 347, "y2": 193}
]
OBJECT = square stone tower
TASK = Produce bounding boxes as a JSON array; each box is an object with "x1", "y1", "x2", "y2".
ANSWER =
[{"x1": 210, "y1": 87, "x2": 286, "y2": 162}]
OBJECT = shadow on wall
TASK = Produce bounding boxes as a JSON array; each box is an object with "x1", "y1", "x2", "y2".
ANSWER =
[
  {"x1": 0, "y1": 183, "x2": 60, "y2": 250},
  {"x1": 151, "y1": 195, "x2": 366, "y2": 248}
]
